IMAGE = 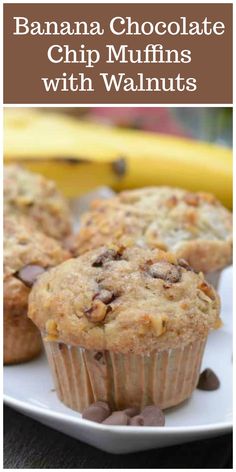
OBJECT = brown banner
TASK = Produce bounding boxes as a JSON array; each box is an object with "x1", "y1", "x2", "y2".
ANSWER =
[{"x1": 4, "y1": 3, "x2": 232, "y2": 104}]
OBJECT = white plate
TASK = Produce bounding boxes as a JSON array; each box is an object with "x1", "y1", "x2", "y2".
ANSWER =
[{"x1": 4, "y1": 267, "x2": 232, "y2": 454}]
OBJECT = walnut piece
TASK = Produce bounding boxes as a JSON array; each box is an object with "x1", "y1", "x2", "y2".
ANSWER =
[
  {"x1": 149, "y1": 262, "x2": 181, "y2": 283},
  {"x1": 84, "y1": 300, "x2": 108, "y2": 322}
]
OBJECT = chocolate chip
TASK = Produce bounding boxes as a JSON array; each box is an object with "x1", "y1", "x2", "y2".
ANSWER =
[
  {"x1": 197, "y1": 368, "x2": 220, "y2": 391},
  {"x1": 93, "y1": 289, "x2": 115, "y2": 304},
  {"x1": 92, "y1": 249, "x2": 120, "y2": 267},
  {"x1": 94, "y1": 351, "x2": 103, "y2": 362},
  {"x1": 82, "y1": 401, "x2": 111, "y2": 423},
  {"x1": 178, "y1": 258, "x2": 193, "y2": 271},
  {"x1": 123, "y1": 407, "x2": 139, "y2": 417},
  {"x1": 129, "y1": 405, "x2": 165, "y2": 427},
  {"x1": 149, "y1": 262, "x2": 181, "y2": 283},
  {"x1": 15, "y1": 264, "x2": 46, "y2": 288},
  {"x1": 142, "y1": 405, "x2": 165, "y2": 426},
  {"x1": 128, "y1": 415, "x2": 144, "y2": 426},
  {"x1": 102, "y1": 411, "x2": 129, "y2": 426}
]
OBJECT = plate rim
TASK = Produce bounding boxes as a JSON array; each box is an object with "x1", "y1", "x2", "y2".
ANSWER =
[{"x1": 4, "y1": 393, "x2": 232, "y2": 435}]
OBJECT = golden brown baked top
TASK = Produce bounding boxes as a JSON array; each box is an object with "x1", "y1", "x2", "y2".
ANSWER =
[
  {"x1": 28, "y1": 245, "x2": 220, "y2": 354},
  {"x1": 69, "y1": 187, "x2": 232, "y2": 273},
  {"x1": 4, "y1": 165, "x2": 71, "y2": 240},
  {"x1": 4, "y1": 215, "x2": 69, "y2": 314}
]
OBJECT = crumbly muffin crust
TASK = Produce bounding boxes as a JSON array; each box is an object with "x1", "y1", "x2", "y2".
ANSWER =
[
  {"x1": 69, "y1": 187, "x2": 232, "y2": 273},
  {"x1": 4, "y1": 165, "x2": 71, "y2": 240},
  {"x1": 4, "y1": 215, "x2": 69, "y2": 322},
  {"x1": 28, "y1": 245, "x2": 220, "y2": 354}
]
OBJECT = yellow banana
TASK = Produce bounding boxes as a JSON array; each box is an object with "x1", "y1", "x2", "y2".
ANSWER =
[{"x1": 4, "y1": 108, "x2": 232, "y2": 209}]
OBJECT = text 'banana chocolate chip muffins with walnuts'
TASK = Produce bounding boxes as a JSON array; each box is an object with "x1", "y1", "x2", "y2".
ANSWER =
[
  {"x1": 28, "y1": 245, "x2": 220, "y2": 412},
  {"x1": 4, "y1": 165, "x2": 72, "y2": 241},
  {"x1": 69, "y1": 186, "x2": 232, "y2": 289},
  {"x1": 4, "y1": 215, "x2": 69, "y2": 364}
]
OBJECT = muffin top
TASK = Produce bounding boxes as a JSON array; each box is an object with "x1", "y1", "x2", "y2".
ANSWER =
[
  {"x1": 69, "y1": 187, "x2": 232, "y2": 273},
  {"x1": 4, "y1": 215, "x2": 69, "y2": 314},
  {"x1": 28, "y1": 245, "x2": 220, "y2": 354},
  {"x1": 4, "y1": 165, "x2": 71, "y2": 240}
]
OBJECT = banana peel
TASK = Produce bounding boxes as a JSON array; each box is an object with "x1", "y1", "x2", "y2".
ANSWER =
[{"x1": 4, "y1": 108, "x2": 232, "y2": 209}]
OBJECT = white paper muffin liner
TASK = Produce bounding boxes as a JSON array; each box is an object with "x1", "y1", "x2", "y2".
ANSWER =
[
  {"x1": 204, "y1": 270, "x2": 221, "y2": 290},
  {"x1": 44, "y1": 338, "x2": 207, "y2": 412}
]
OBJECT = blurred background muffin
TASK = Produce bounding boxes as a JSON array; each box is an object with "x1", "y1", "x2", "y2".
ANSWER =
[
  {"x1": 4, "y1": 165, "x2": 72, "y2": 241},
  {"x1": 4, "y1": 215, "x2": 69, "y2": 364},
  {"x1": 69, "y1": 187, "x2": 232, "y2": 289}
]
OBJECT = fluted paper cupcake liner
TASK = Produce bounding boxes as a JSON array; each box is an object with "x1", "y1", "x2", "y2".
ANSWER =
[
  {"x1": 44, "y1": 338, "x2": 206, "y2": 412},
  {"x1": 4, "y1": 316, "x2": 42, "y2": 364}
]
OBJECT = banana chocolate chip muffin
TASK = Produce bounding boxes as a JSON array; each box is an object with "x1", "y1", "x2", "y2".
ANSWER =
[
  {"x1": 4, "y1": 215, "x2": 69, "y2": 364},
  {"x1": 4, "y1": 165, "x2": 71, "y2": 241},
  {"x1": 69, "y1": 187, "x2": 232, "y2": 288},
  {"x1": 28, "y1": 244, "x2": 220, "y2": 412}
]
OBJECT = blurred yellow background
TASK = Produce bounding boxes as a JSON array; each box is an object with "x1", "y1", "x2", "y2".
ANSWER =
[{"x1": 4, "y1": 107, "x2": 232, "y2": 209}]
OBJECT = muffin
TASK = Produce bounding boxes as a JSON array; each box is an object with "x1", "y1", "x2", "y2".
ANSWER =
[
  {"x1": 28, "y1": 245, "x2": 220, "y2": 412},
  {"x1": 4, "y1": 165, "x2": 71, "y2": 240},
  {"x1": 68, "y1": 187, "x2": 232, "y2": 288},
  {"x1": 4, "y1": 215, "x2": 69, "y2": 364}
]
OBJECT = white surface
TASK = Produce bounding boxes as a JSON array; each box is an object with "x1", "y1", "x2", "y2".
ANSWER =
[{"x1": 4, "y1": 267, "x2": 232, "y2": 454}]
